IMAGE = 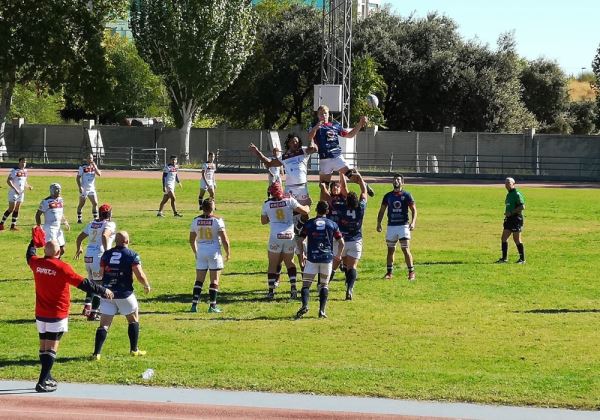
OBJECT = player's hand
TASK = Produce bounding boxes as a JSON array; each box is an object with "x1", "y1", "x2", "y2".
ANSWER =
[
  {"x1": 225, "y1": 252, "x2": 230, "y2": 262},
  {"x1": 64, "y1": 221, "x2": 71, "y2": 231},
  {"x1": 359, "y1": 115, "x2": 368, "y2": 126},
  {"x1": 74, "y1": 249, "x2": 82, "y2": 260},
  {"x1": 143, "y1": 284, "x2": 151, "y2": 294},
  {"x1": 249, "y1": 143, "x2": 259, "y2": 154},
  {"x1": 376, "y1": 223, "x2": 382, "y2": 233},
  {"x1": 28, "y1": 185, "x2": 33, "y2": 191},
  {"x1": 409, "y1": 223, "x2": 415, "y2": 231},
  {"x1": 104, "y1": 289, "x2": 114, "y2": 300},
  {"x1": 333, "y1": 255, "x2": 342, "y2": 263}
]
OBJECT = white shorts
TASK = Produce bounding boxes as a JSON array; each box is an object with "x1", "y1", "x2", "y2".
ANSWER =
[
  {"x1": 268, "y1": 233, "x2": 296, "y2": 254},
  {"x1": 100, "y1": 294, "x2": 138, "y2": 316},
  {"x1": 285, "y1": 184, "x2": 311, "y2": 205},
  {"x1": 303, "y1": 261, "x2": 333, "y2": 276},
  {"x1": 36, "y1": 318, "x2": 68, "y2": 333},
  {"x1": 200, "y1": 179, "x2": 216, "y2": 191},
  {"x1": 43, "y1": 226, "x2": 65, "y2": 247},
  {"x1": 386, "y1": 225, "x2": 411, "y2": 246},
  {"x1": 196, "y1": 249, "x2": 224, "y2": 270},
  {"x1": 319, "y1": 155, "x2": 349, "y2": 175},
  {"x1": 165, "y1": 184, "x2": 176, "y2": 194},
  {"x1": 84, "y1": 254, "x2": 102, "y2": 280},
  {"x1": 8, "y1": 190, "x2": 24, "y2": 203},
  {"x1": 80, "y1": 190, "x2": 97, "y2": 199},
  {"x1": 342, "y1": 239, "x2": 363, "y2": 260}
]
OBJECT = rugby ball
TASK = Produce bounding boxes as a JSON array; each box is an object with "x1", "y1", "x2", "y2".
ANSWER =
[{"x1": 366, "y1": 93, "x2": 379, "y2": 108}]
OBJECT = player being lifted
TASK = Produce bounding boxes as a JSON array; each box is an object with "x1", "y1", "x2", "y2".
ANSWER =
[
  {"x1": 76, "y1": 153, "x2": 102, "y2": 224},
  {"x1": 36, "y1": 183, "x2": 70, "y2": 257},
  {"x1": 261, "y1": 181, "x2": 309, "y2": 299},
  {"x1": 377, "y1": 174, "x2": 418, "y2": 281},
  {"x1": 75, "y1": 203, "x2": 116, "y2": 320},
  {"x1": 307, "y1": 105, "x2": 374, "y2": 197},
  {"x1": 157, "y1": 155, "x2": 183, "y2": 217},
  {"x1": 1, "y1": 157, "x2": 32, "y2": 231},
  {"x1": 198, "y1": 152, "x2": 217, "y2": 207},
  {"x1": 249, "y1": 133, "x2": 317, "y2": 268},
  {"x1": 189, "y1": 198, "x2": 231, "y2": 313}
]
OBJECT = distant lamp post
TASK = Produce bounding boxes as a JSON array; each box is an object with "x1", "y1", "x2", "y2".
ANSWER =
[{"x1": 580, "y1": 67, "x2": 586, "y2": 79}]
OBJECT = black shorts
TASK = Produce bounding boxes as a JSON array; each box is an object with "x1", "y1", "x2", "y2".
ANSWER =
[{"x1": 503, "y1": 215, "x2": 523, "y2": 232}]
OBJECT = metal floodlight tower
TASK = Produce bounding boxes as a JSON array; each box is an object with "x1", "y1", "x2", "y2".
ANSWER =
[{"x1": 321, "y1": 0, "x2": 352, "y2": 128}]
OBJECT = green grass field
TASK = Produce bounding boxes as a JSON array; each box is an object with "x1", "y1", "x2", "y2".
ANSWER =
[{"x1": 1, "y1": 175, "x2": 599, "y2": 409}]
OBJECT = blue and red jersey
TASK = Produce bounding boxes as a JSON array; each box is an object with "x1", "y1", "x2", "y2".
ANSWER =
[
  {"x1": 382, "y1": 190, "x2": 414, "y2": 226},
  {"x1": 312, "y1": 122, "x2": 348, "y2": 160},
  {"x1": 300, "y1": 216, "x2": 342, "y2": 263}
]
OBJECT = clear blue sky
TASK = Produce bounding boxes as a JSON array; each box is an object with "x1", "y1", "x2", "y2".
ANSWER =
[{"x1": 386, "y1": 0, "x2": 599, "y2": 76}]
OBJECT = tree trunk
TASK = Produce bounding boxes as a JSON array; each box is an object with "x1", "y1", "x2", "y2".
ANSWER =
[
  {"x1": 0, "y1": 81, "x2": 15, "y2": 161},
  {"x1": 178, "y1": 101, "x2": 195, "y2": 163}
]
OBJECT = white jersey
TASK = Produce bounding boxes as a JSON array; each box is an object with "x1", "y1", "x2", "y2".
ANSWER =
[
  {"x1": 39, "y1": 196, "x2": 64, "y2": 229},
  {"x1": 279, "y1": 147, "x2": 310, "y2": 186},
  {"x1": 202, "y1": 162, "x2": 216, "y2": 183},
  {"x1": 83, "y1": 220, "x2": 116, "y2": 257},
  {"x1": 163, "y1": 163, "x2": 179, "y2": 189},
  {"x1": 190, "y1": 215, "x2": 225, "y2": 252},
  {"x1": 261, "y1": 196, "x2": 301, "y2": 237},
  {"x1": 78, "y1": 164, "x2": 97, "y2": 192},
  {"x1": 9, "y1": 167, "x2": 28, "y2": 193},
  {"x1": 268, "y1": 166, "x2": 281, "y2": 184}
]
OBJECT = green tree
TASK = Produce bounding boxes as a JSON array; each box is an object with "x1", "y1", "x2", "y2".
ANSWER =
[
  {"x1": 520, "y1": 58, "x2": 569, "y2": 127},
  {"x1": 208, "y1": 2, "x2": 321, "y2": 129},
  {"x1": 8, "y1": 83, "x2": 65, "y2": 124},
  {"x1": 592, "y1": 42, "x2": 600, "y2": 127},
  {"x1": 568, "y1": 100, "x2": 597, "y2": 135},
  {"x1": 0, "y1": 0, "x2": 126, "y2": 156},
  {"x1": 350, "y1": 55, "x2": 386, "y2": 127},
  {"x1": 130, "y1": 0, "x2": 256, "y2": 161}
]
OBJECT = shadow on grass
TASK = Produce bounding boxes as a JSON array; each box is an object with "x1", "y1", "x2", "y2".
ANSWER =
[
  {"x1": 0, "y1": 355, "x2": 89, "y2": 369},
  {"x1": 174, "y1": 315, "x2": 295, "y2": 322},
  {"x1": 0, "y1": 278, "x2": 30, "y2": 283},
  {"x1": 0, "y1": 319, "x2": 34, "y2": 325},
  {"x1": 519, "y1": 308, "x2": 600, "y2": 314},
  {"x1": 144, "y1": 290, "x2": 272, "y2": 305}
]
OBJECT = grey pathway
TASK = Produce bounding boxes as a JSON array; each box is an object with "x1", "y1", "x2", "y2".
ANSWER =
[{"x1": 0, "y1": 380, "x2": 598, "y2": 420}]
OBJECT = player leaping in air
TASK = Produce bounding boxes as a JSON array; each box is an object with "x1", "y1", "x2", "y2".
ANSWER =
[{"x1": 307, "y1": 105, "x2": 375, "y2": 197}]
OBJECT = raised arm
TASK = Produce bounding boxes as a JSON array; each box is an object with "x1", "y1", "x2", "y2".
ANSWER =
[
  {"x1": 319, "y1": 182, "x2": 331, "y2": 202},
  {"x1": 338, "y1": 172, "x2": 349, "y2": 197},
  {"x1": 249, "y1": 143, "x2": 282, "y2": 168},
  {"x1": 93, "y1": 161, "x2": 102, "y2": 176},
  {"x1": 344, "y1": 116, "x2": 368, "y2": 139}
]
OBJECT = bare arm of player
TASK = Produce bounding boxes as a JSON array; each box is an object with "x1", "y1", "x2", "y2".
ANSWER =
[
  {"x1": 132, "y1": 264, "x2": 151, "y2": 294},
  {"x1": 35, "y1": 209, "x2": 43, "y2": 226},
  {"x1": 345, "y1": 116, "x2": 368, "y2": 138},
  {"x1": 93, "y1": 162, "x2": 102, "y2": 177},
  {"x1": 261, "y1": 214, "x2": 269, "y2": 225},
  {"x1": 409, "y1": 203, "x2": 417, "y2": 230},
  {"x1": 74, "y1": 231, "x2": 88, "y2": 259},
  {"x1": 376, "y1": 203, "x2": 387, "y2": 232},
  {"x1": 6, "y1": 175, "x2": 19, "y2": 193},
  {"x1": 249, "y1": 143, "x2": 282, "y2": 168},
  {"x1": 339, "y1": 171, "x2": 349, "y2": 197},
  {"x1": 102, "y1": 228, "x2": 113, "y2": 251},
  {"x1": 319, "y1": 182, "x2": 331, "y2": 201},
  {"x1": 356, "y1": 172, "x2": 367, "y2": 201},
  {"x1": 189, "y1": 232, "x2": 197, "y2": 256},
  {"x1": 62, "y1": 215, "x2": 70, "y2": 231},
  {"x1": 219, "y1": 230, "x2": 230, "y2": 262},
  {"x1": 307, "y1": 121, "x2": 323, "y2": 142},
  {"x1": 76, "y1": 174, "x2": 83, "y2": 193},
  {"x1": 334, "y1": 237, "x2": 345, "y2": 261},
  {"x1": 294, "y1": 204, "x2": 310, "y2": 217}
]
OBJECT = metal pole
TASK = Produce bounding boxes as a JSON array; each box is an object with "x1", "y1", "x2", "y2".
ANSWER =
[
  {"x1": 415, "y1": 132, "x2": 420, "y2": 173},
  {"x1": 130, "y1": 147, "x2": 134, "y2": 166},
  {"x1": 389, "y1": 153, "x2": 393, "y2": 173},
  {"x1": 206, "y1": 130, "x2": 209, "y2": 161}
]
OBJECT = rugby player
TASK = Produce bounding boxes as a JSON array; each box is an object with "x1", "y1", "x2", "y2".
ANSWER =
[
  {"x1": 157, "y1": 155, "x2": 183, "y2": 217},
  {"x1": 376, "y1": 174, "x2": 418, "y2": 281},
  {"x1": 0, "y1": 157, "x2": 32, "y2": 231},
  {"x1": 76, "y1": 153, "x2": 102, "y2": 223},
  {"x1": 189, "y1": 198, "x2": 231, "y2": 313},
  {"x1": 35, "y1": 183, "x2": 70, "y2": 257},
  {"x1": 92, "y1": 231, "x2": 151, "y2": 359},
  {"x1": 198, "y1": 151, "x2": 217, "y2": 205},
  {"x1": 307, "y1": 105, "x2": 374, "y2": 196},
  {"x1": 261, "y1": 181, "x2": 309, "y2": 299},
  {"x1": 75, "y1": 203, "x2": 116, "y2": 320},
  {"x1": 296, "y1": 201, "x2": 344, "y2": 319}
]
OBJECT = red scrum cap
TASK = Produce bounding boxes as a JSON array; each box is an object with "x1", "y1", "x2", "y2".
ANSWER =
[{"x1": 268, "y1": 181, "x2": 284, "y2": 199}]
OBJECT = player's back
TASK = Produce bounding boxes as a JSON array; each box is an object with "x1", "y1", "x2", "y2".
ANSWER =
[
  {"x1": 338, "y1": 199, "x2": 367, "y2": 241},
  {"x1": 191, "y1": 215, "x2": 224, "y2": 250},
  {"x1": 262, "y1": 197, "x2": 298, "y2": 236},
  {"x1": 303, "y1": 216, "x2": 339, "y2": 263},
  {"x1": 84, "y1": 220, "x2": 116, "y2": 255},
  {"x1": 101, "y1": 246, "x2": 139, "y2": 297}
]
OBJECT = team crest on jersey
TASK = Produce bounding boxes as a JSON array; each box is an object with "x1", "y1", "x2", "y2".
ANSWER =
[
  {"x1": 16, "y1": 170, "x2": 26, "y2": 177},
  {"x1": 83, "y1": 166, "x2": 94, "y2": 173},
  {"x1": 326, "y1": 129, "x2": 336, "y2": 139},
  {"x1": 393, "y1": 201, "x2": 402, "y2": 208},
  {"x1": 49, "y1": 201, "x2": 63, "y2": 209}
]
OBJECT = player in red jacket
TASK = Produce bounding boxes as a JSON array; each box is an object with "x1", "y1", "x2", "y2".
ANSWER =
[{"x1": 26, "y1": 239, "x2": 113, "y2": 392}]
